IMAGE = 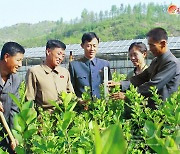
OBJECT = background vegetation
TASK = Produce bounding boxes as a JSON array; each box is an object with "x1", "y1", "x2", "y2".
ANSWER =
[{"x1": 0, "y1": 2, "x2": 180, "y2": 48}]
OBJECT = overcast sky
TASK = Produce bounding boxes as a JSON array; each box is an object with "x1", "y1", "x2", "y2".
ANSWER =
[{"x1": 0, "y1": 0, "x2": 179, "y2": 28}]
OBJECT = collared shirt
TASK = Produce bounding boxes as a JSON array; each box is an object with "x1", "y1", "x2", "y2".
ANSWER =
[
  {"x1": 127, "y1": 65, "x2": 148, "y2": 80},
  {"x1": 25, "y1": 64, "x2": 74, "y2": 109},
  {"x1": 69, "y1": 57, "x2": 112, "y2": 98},
  {"x1": 0, "y1": 73, "x2": 20, "y2": 129},
  {"x1": 121, "y1": 50, "x2": 180, "y2": 102}
]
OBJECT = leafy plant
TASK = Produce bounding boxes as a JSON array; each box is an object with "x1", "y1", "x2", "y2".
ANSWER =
[
  {"x1": 93, "y1": 122, "x2": 127, "y2": 154},
  {"x1": 1, "y1": 73, "x2": 179, "y2": 153}
]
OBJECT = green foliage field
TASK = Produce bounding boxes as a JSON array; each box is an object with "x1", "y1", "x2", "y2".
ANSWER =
[
  {"x1": 0, "y1": 73, "x2": 179, "y2": 153},
  {"x1": 0, "y1": 3, "x2": 180, "y2": 48}
]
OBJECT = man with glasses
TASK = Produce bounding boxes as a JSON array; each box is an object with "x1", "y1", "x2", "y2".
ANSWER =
[{"x1": 108, "y1": 27, "x2": 180, "y2": 109}]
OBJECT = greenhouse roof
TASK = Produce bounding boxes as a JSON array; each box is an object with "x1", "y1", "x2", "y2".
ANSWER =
[{"x1": 24, "y1": 37, "x2": 180, "y2": 58}]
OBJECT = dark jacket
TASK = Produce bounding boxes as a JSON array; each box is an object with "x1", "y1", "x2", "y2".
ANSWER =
[
  {"x1": 69, "y1": 57, "x2": 112, "y2": 98},
  {"x1": 121, "y1": 50, "x2": 180, "y2": 106}
]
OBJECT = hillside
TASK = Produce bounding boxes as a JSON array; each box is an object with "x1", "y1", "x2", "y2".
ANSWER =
[
  {"x1": 0, "y1": 21, "x2": 58, "y2": 48},
  {"x1": 0, "y1": 3, "x2": 180, "y2": 48}
]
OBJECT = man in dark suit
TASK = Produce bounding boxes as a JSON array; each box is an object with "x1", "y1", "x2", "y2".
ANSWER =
[
  {"x1": 108, "y1": 27, "x2": 180, "y2": 108},
  {"x1": 69, "y1": 32, "x2": 112, "y2": 99},
  {"x1": 0, "y1": 42, "x2": 25, "y2": 153}
]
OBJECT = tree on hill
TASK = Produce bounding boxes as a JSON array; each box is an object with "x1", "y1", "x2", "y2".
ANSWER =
[{"x1": 0, "y1": 3, "x2": 179, "y2": 48}]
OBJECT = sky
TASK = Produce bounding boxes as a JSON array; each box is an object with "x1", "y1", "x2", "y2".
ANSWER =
[{"x1": 0, "y1": 0, "x2": 179, "y2": 28}]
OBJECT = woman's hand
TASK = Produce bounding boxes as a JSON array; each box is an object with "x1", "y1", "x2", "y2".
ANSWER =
[
  {"x1": 107, "y1": 80, "x2": 120, "y2": 87},
  {"x1": 110, "y1": 92, "x2": 126, "y2": 100}
]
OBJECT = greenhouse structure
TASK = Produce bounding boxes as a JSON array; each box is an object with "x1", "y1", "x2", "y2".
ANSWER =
[{"x1": 18, "y1": 37, "x2": 180, "y2": 79}]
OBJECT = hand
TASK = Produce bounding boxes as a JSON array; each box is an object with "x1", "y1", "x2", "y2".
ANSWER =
[
  {"x1": 107, "y1": 80, "x2": 120, "y2": 87},
  {"x1": 78, "y1": 100, "x2": 89, "y2": 110},
  {"x1": 78, "y1": 100, "x2": 88, "y2": 105},
  {"x1": 0, "y1": 101, "x2": 4, "y2": 112},
  {"x1": 11, "y1": 139, "x2": 19, "y2": 150},
  {"x1": 111, "y1": 92, "x2": 126, "y2": 100}
]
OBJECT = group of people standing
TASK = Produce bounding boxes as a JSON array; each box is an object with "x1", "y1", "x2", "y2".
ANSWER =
[
  {"x1": 0, "y1": 27, "x2": 180, "y2": 153},
  {"x1": 25, "y1": 32, "x2": 112, "y2": 112},
  {"x1": 109, "y1": 27, "x2": 180, "y2": 110}
]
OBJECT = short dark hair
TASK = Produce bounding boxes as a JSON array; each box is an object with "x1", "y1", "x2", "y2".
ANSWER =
[
  {"x1": 81, "y1": 32, "x2": 100, "y2": 44},
  {"x1": 147, "y1": 27, "x2": 168, "y2": 42},
  {"x1": 128, "y1": 42, "x2": 147, "y2": 54},
  {"x1": 1, "y1": 42, "x2": 25, "y2": 60},
  {"x1": 46, "y1": 40, "x2": 66, "y2": 50}
]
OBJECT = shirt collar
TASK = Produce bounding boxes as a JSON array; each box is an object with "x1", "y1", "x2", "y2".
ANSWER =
[
  {"x1": 157, "y1": 50, "x2": 170, "y2": 61},
  {"x1": 0, "y1": 74, "x2": 12, "y2": 88},
  {"x1": 0, "y1": 75, "x2": 3, "y2": 87},
  {"x1": 41, "y1": 64, "x2": 60, "y2": 74},
  {"x1": 91, "y1": 58, "x2": 96, "y2": 66},
  {"x1": 83, "y1": 57, "x2": 97, "y2": 66},
  {"x1": 54, "y1": 66, "x2": 61, "y2": 73}
]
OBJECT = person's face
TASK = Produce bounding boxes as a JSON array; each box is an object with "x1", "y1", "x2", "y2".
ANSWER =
[
  {"x1": 4, "y1": 52, "x2": 24, "y2": 74},
  {"x1": 148, "y1": 37, "x2": 166, "y2": 57},
  {"x1": 46, "y1": 47, "x2": 65, "y2": 68},
  {"x1": 129, "y1": 47, "x2": 146, "y2": 67},
  {"x1": 81, "y1": 38, "x2": 99, "y2": 60}
]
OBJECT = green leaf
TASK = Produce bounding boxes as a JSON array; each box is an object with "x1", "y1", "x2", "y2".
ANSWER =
[
  {"x1": 175, "y1": 109, "x2": 180, "y2": 125},
  {"x1": 48, "y1": 100, "x2": 62, "y2": 112},
  {"x1": 146, "y1": 134, "x2": 166, "y2": 154},
  {"x1": 68, "y1": 127, "x2": 81, "y2": 136},
  {"x1": 8, "y1": 93, "x2": 21, "y2": 111},
  {"x1": 156, "y1": 121, "x2": 164, "y2": 137},
  {"x1": 62, "y1": 111, "x2": 75, "y2": 130},
  {"x1": 174, "y1": 129, "x2": 180, "y2": 145},
  {"x1": 167, "y1": 149, "x2": 180, "y2": 154},
  {"x1": 89, "y1": 120, "x2": 93, "y2": 129},
  {"x1": 165, "y1": 136, "x2": 180, "y2": 154},
  {"x1": 21, "y1": 101, "x2": 33, "y2": 110},
  {"x1": 57, "y1": 130, "x2": 65, "y2": 137},
  {"x1": 47, "y1": 140, "x2": 56, "y2": 149},
  {"x1": 61, "y1": 91, "x2": 67, "y2": 100},
  {"x1": 101, "y1": 124, "x2": 127, "y2": 154},
  {"x1": 62, "y1": 92, "x2": 73, "y2": 111},
  {"x1": 23, "y1": 128, "x2": 37, "y2": 139},
  {"x1": 20, "y1": 108, "x2": 37, "y2": 125},
  {"x1": 144, "y1": 121, "x2": 156, "y2": 137},
  {"x1": 78, "y1": 148, "x2": 85, "y2": 154},
  {"x1": 13, "y1": 114, "x2": 26, "y2": 132},
  {"x1": 33, "y1": 141, "x2": 47, "y2": 151},
  {"x1": 69, "y1": 101, "x2": 77, "y2": 112},
  {"x1": 80, "y1": 136, "x2": 91, "y2": 147},
  {"x1": 13, "y1": 114, "x2": 22, "y2": 132},
  {"x1": 28, "y1": 124, "x2": 36, "y2": 130},
  {"x1": 12, "y1": 129, "x2": 23, "y2": 144},
  {"x1": 93, "y1": 122, "x2": 102, "y2": 154},
  {"x1": 0, "y1": 148, "x2": 8, "y2": 154},
  {"x1": 15, "y1": 146, "x2": 25, "y2": 154}
]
